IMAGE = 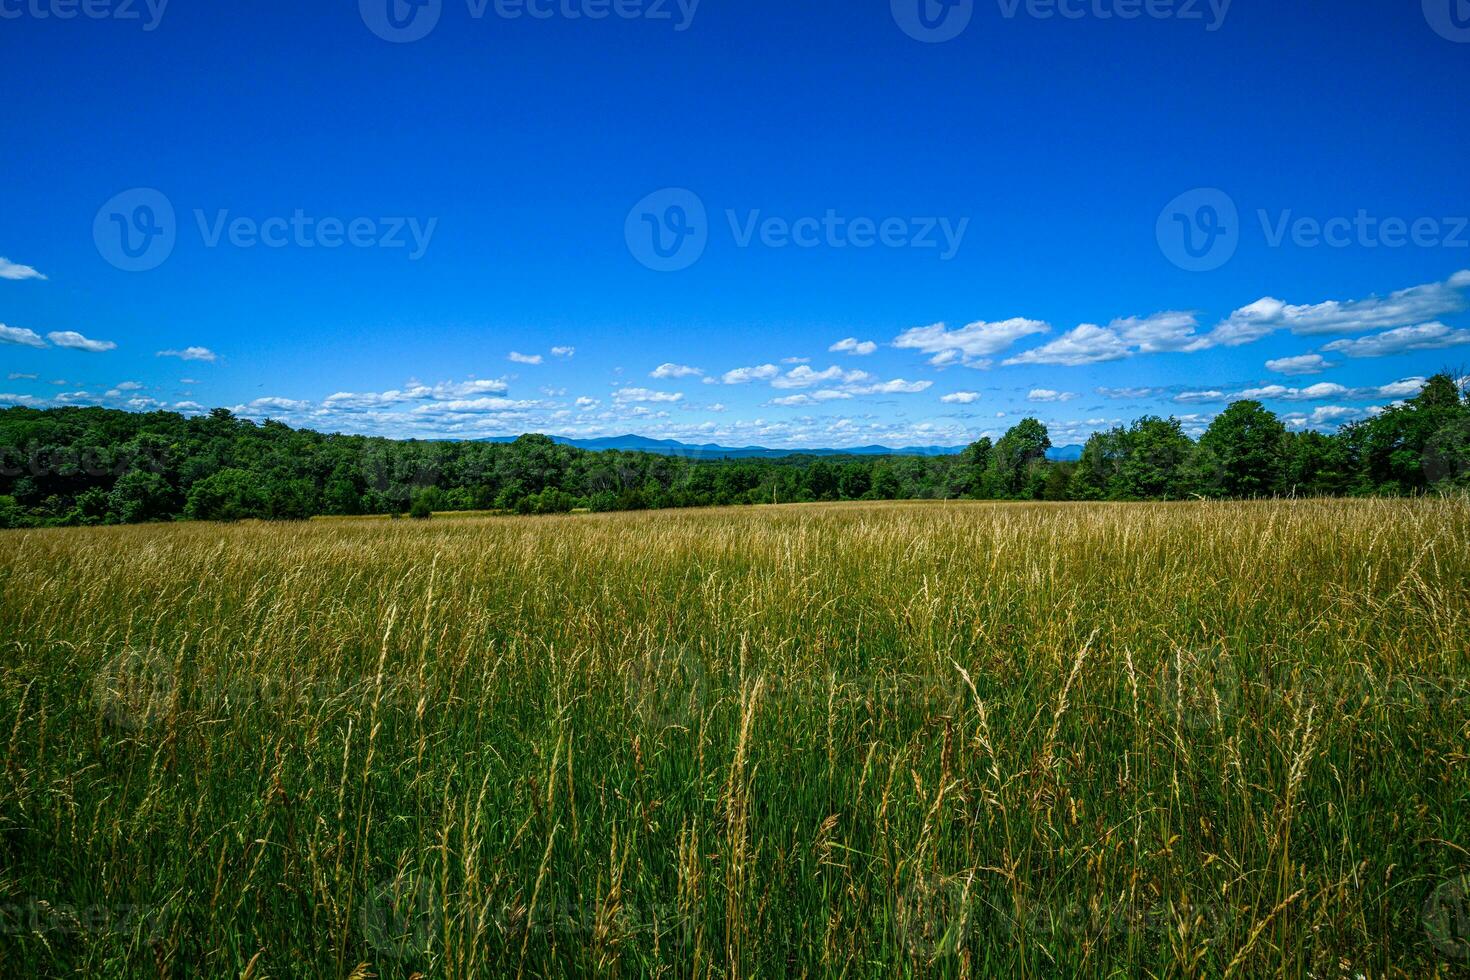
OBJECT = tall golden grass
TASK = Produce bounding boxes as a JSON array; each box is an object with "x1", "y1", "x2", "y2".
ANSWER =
[{"x1": 1, "y1": 499, "x2": 1467, "y2": 976}]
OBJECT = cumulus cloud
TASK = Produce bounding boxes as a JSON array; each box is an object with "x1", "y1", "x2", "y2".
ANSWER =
[
  {"x1": 1003, "y1": 312, "x2": 1205, "y2": 366},
  {"x1": 1027, "y1": 389, "x2": 1078, "y2": 403},
  {"x1": 1003, "y1": 324, "x2": 1128, "y2": 366},
  {"x1": 770, "y1": 365, "x2": 871, "y2": 389},
  {"x1": 158, "y1": 346, "x2": 217, "y2": 362},
  {"x1": 0, "y1": 258, "x2": 46, "y2": 281},
  {"x1": 829, "y1": 337, "x2": 878, "y2": 356},
  {"x1": 246, "y1": 396, "x2": 313, "y2": 413},
  {"x1": 0, "y1": 325, "x2": 47, "y2": 348},
  {"x1": 1281, "y1": 406, "x2": 1368, "y2": 431},
  {"x1": 941, "y1": 391, "x2": 981, "y2": 404},
  {"x1": 894, "y1": 318, "x2": 1050, "y2": 368},
  {"x1": 323, "y1": 379, "x2": 509, "y2": 410},
  {"x1": 769, "y1": 377, "x2": 930, "y2": 405},
  {"x1": 1185, "y1": 377, "x2": 1430, "y2": 405},
  {"x1": 1238, "y1": 383, "x2": 1350, "y2": 402},
  {"x1": 508, "y1": 351, "x2": 543, "y2": 365},
  {"x1": 416, "y1": 397, "x2": 539, "y2": 414},
  {"x1": 551, "y1": 346, "x2": 575, "y2": 358},
  {"x1": 47, "y1": 330, "x2": 117, "y2": 353},
  {"x1": 1265, "y1": 354, "x2": 1334, "y2": 375},
  {"x1": 1374, "y1": 377, "x2": 1429, "y2": 398},
  {"x1": 1096, "y1": 386, "x2": 1160, "y2": 399},
  {"x1": 1002, "y1": 272, "x2": 1470, "y2": 366},
  {"x1": 1321, "y1": 322, "x2": 1470, "y2": 358},
  {"x1": 575, "y1": 396, "x2": 600, "y2": 410},
  {"x1": 848, "y1": 379, "x2": 931, "y2": 395},
  {"x1": 651, "y1": 363, "x2": 704, "y2": 379},
  {"x1": 720, "y1": 364, "x2": 780, "y2": 384},
  {"x1": 1203, "y1": 271, "x2": 1470, "y2": 348},
  {"x1": 613, "y1": 387, "x2": 684, "y2": 403}
]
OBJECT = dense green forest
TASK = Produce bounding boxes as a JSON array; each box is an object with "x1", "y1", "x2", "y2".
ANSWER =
[{"x1": 1, "y1": 373, "x2": 1467, "y2": 528}]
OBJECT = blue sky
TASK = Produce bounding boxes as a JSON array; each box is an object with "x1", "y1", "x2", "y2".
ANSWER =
[{"x1": 1, "y1": 0, "x2": 1468, "y2": 448}]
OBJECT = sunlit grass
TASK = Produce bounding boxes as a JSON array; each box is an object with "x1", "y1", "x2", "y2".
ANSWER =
[{"x1": 1, "y1": 499, "x2": 1467, "y2": 977}]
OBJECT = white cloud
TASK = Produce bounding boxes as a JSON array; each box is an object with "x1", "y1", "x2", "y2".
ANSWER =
[
  {"x1": 1002, "y1": 272, "x2": 1470, "y2": 366},
  {"x1": 1113, "y1": 311, "x2": 1206, "y2": 353},
  {"x1": 173, "y1": 401, "x2": 205, "y2": 412},
  {"x1": 1096, "y1": 386, "x2": 1160, "y2": 399},
  {"x1": 847, "y1": 379, "x2": 931, "y2": 395},
  {"x1": 551, "y1": 346, "x2": 576, "y2": 358},
  {"x1": 720, "y1": 364, "x2": 780, "y2": 384},
  {"x1": 430, "y1": 379, "x2": 508, "y2": 398},
  {"x1": 1265, "y1": 354, "x2": 1334, "y2": 376},
  {"x1": 113, "y1": 381, "x2": 144, "y2": 391},
  {"x1": 941, "y1": 391, "x2": 981, "y2": 404},
  {"x1": 771, "y1": 365, "x2": 871, "y2": 389},
  {"x1": 508, "y1": 351, "x2": 544, "y2": 365},
  {"x1": 417, "y1": 397, "x2": 539, "y2": 414},
  {"x1": 0, "y1": 393, "x2": 46, "y2": 407},
  {"x1": 1, "y1": 324, "x2": 48, "y2": 348},
  {"x1": 1374, "y1": 377, "x2": 1428, "y2": 398},
  {"x1": 158, "y1": 346, "x2": 217, "y2": 362},
  {"x1": 780, "y1": 356, "x2": 810, "y2": 365},
  {"x1": 322, "y1": 379, "x2": 510, "y2": 410},
  {"x1": 1321, "y1": 322, "x2": 1470, "y2": 358},
  {"x1": 1174, "y1": 390, "x2": 1226, "y2": 403},
  {"x1": 1028, "y1": 389, "x2": 1078, "y2": 403},
  {"x1": 1003, "y1": 323, "x2": 1131, "y2": 366},
  {"x1": 1004, "y1": 312, "x2": 1204, "y2": 366},
  {"x1": 1282, "y1": 406, "x2": 1368, "y2": 431},
  {"x1": 575, "y1": 397, "x2": 600, "y2": 410},
  {"x1": 613, "y1": 387, "x2": 684, "y2": 403},
  {"x1": 47, "y1": 330, "x2": 117, "y2": 353},
  {"x1": 651, "y1": 363, "x2": 704, "y2": 379},
  {"x1": 829, "y1": 337, "x2": 878, "y2": 356},
  {"x1": 248, "y1": 396, "x2": 312, "y2": 413},
  {"x1": 894, "y1": 318, "x2": 1050, "y2": 368},
  {"x1": 1238, "y1": 383, "x2": 1350, "y2": 401},
  {"x1": 0, "y1": 258, "x2": 46, "y2": 281},
  {"x1": 1204, "y1": 271, "x2": 1470, "y2": 348},
  {"x1": 7, "y1": 372, "x2": 38, "y2": 380}
]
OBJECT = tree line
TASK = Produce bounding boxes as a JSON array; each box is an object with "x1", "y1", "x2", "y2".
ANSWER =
[{"x1": 0, "y1": 373, "x2": 1466, "y2": 528}]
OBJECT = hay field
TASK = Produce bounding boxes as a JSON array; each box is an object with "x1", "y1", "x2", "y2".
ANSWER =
[{"x1": 1, "y1": 500, "x2": 1467, "y2": 977}]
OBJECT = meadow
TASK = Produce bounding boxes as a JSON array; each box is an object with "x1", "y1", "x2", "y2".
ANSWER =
[{"x1": 1, "y1": 499, "x2": 1467, "y2": 977}]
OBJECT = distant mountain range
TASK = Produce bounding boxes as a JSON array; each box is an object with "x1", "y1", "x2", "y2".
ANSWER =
[{"x1": 480, "y1": 433, "x2": 1085, "y2": 462}]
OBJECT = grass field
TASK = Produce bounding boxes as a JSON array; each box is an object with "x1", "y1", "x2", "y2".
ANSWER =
[{"x1": 2, "y1": 500, "x2": 1468, "y2": 977}]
